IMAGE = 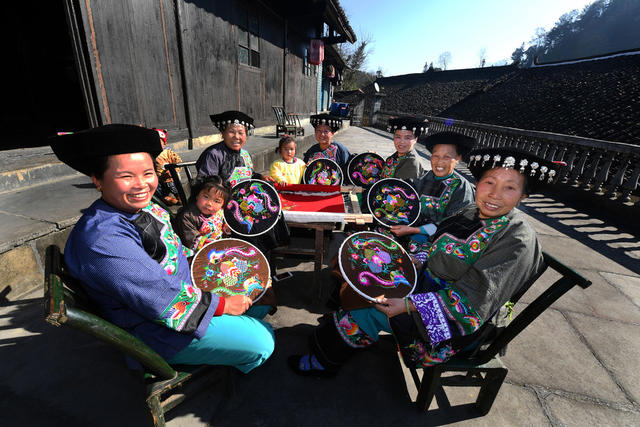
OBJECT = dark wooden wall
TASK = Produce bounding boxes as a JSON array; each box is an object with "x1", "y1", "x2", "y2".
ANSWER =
[
  {"x1": 77, "y1": 0, "x2": 187, "y2": 132},
  {"x1": 75, "y1": 0, "x2": 320, "y2": 141}
]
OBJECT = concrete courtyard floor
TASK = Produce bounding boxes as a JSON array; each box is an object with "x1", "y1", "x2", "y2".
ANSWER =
[{"x1": 1, "y1": 126, "x2": 639, "y2": 426}]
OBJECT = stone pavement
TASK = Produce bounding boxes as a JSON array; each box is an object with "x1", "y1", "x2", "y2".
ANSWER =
[{"x1": 1, "y1": 126, "x2": 639, "y2": 426}]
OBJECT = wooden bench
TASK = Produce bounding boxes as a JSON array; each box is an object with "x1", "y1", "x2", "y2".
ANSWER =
[
  {"x1": 398, "y1": 251, "x2": 591, "y2": 415},
  {"x1": 43, "y1": 245, "x2": 235, "y2": 426}
]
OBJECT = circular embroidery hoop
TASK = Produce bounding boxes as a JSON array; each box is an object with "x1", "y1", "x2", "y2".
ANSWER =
[
  {"x1": 191, "y1": 239, "x2": 270, "y2": 302},
  {"x1": 224, "y1": 179, "x2": 281, "y2": 237},
  {"x1": 304, "y1": 158, "x2": 343, "y2": 186},
  {"x1": 347, "y1": 152, "x2": 384, "y2": 187},
  {"x1": 338, "y1": 231, "x2": 416, "y2": 302},
  {"x1": 367, "y1": 178, "x2": 420, "y2": 227}
]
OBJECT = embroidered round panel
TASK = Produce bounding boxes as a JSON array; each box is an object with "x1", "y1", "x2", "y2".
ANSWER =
[
  {"x1": 224, "y1": 179, "x2": 281, "y2": 237},
  {"x1": 303, "y1": 158, "x2": 343, "y2": 186},
  {"x1": 367, "y1": 178, "x2": 420, "y2": 227},
  {"x1": 347, "y1": 152, "x2": 384, "y2": 187},
  {"x1": 191, "y1": 239, "x2": 270, "y2": 302},
  {"x1": 338, "y1": 231, "x2": 416, "y2": 302}
]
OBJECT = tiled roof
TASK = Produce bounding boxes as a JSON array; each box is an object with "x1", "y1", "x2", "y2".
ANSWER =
[
  {"x1": 441, "y1": 54, "x2": 640, "y2": 144},
  {"x1": 376, "y1": 66, "x2": 517, "y2": 116}
]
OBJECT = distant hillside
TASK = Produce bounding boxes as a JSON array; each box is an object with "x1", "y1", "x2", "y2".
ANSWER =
[{"x1": 513, "y1": 0, "x2": 640, "y2": 66}]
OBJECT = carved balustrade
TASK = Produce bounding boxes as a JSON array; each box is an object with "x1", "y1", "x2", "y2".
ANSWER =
[{"x1": 374, "y1": 112, "x2": 640, "y2": 207}]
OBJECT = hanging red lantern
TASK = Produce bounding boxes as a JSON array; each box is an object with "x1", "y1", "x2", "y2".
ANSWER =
[{"x1": 309, "y1": 39, "x2": 324, "y2": 65}]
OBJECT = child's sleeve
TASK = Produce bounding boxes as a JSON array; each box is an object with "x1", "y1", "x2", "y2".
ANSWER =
[
  {"x1": 169, "y1": 149, "x2": 183, "y2": 164},
  {"x1": 155, "y1": 150, "x2": 169, "y2": 178},
  {"x1": 269, "y1": 160, "x2": 285, "y2": 183},
  {"x1": 174, "y1": 209, "x2": 202, "y2": 251}
]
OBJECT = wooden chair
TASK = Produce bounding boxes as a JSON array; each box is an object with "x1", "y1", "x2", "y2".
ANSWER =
[
  {"x1": 163, "y1": 160, "x2": 197, "y2": 205},
  {"x1": 272, "y1": 106, "x2": 304, "y2": 137},
  {"x1": 43, "y1": 245, "x2": 235, "y2": 426},
  {"x1": 399, "y1": 251, "x2": 591, "y2": 415},
  {"x1": 286, "y1": 112, "x2": 305, "y2": 136}
]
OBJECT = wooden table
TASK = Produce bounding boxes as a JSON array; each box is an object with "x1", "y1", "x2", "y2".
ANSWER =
[{"x1": 273, "y1": 185, "x2": 373, "y2": 294}]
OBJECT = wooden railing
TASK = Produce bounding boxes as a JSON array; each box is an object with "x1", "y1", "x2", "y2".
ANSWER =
[{"x1": 374, "y1": 112, "x2": 640, "y2": 207}]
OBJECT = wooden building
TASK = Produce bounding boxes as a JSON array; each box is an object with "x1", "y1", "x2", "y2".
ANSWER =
[{"x1": 2, "y1": 0, "x2": 355, "y2": 150}]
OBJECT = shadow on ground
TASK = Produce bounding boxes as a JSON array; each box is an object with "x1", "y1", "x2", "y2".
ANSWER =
[
  {"x1": 0, "y1": 293, "x2": 151, "y2": 426},
  {"x1": 520, "y1": 194, "x2": 639, "y2": 275}
]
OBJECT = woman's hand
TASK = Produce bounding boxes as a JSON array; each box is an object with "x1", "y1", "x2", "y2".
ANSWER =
[
  {"x1": 390, "y1": 225, "x2": 420, "y2": 236},
  {"x1": 223, "y1": 295, "x2": 252, "y2": 315},
  {"x1": 262, "y1": 175, "x2": 276, "y2": 183},
  {"x1": 374, "y1": 297, "x2": 411, "y2": 318}
]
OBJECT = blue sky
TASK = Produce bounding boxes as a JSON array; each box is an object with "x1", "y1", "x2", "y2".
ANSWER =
[{"x1": 340, "y1": 0, "x2": 596, "y2": 75}]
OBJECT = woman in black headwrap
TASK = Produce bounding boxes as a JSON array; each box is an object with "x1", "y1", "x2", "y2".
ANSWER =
[{"x1": 195, "y1": 110, "x2": 275, "y2": 186}]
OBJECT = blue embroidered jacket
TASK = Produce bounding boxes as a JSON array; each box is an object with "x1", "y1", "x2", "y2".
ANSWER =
[
  {"x1": 303, "y1": 141, "x2": 351, "y2": 167},
  {"x1": 65, "y1": 199, "x2": 221, "y2": 359}
]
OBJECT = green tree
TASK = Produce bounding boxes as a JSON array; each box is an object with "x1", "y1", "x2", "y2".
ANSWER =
[
  {"x1": 510, "y1": 0, "x2": 640, "y2": 67},
  {"x1": 336, "y1": 33, "x2": 375, "y2": 90},
  {"x1": 511, "y1": 43, "x2": 525, "y2": 65}
]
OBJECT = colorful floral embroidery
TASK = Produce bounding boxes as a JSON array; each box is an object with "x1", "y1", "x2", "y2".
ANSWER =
[
  {"x1": 426, "y1": 216, "x2": 509, "y2": 265},
  {"x1": 346, "y1": 235, "x2": 412, "y2": 291},
  {"x1": 436, "y1": 288, "x2": 482, "y2": 336},
  {"x1": 350, "y1": 153, "x2": 384, "y2": 185},
  {"x1": 420, "y1": 175, "x2": 460, "y2": 215},
  {"x1": 381, "y1": 154, "x2": 400, "y2": 178},
  {"x1": 182, "y1": 246, "x2": 194, "y2": 258},
  {"x1": 143, "y1": 203, "x2": 182, "y2": 275},
  {"x1": 240, "y1": 149, "x2": 254, "y2": 170},
  {"x1": 193, "y1": 210, "x2": 225, "y2": 251},
  {"x1": 309, "y1": 143, "x2": 338, "y2": 162},
  {"x1": 306, "y1": 159, "x2": 341, "y2": 185},
  {"x1": 195, "y1": 244, "x2": 266, "y2": 298},
  {"x1": 226, "y1": 181, "x2": 280, "y2": 234},
  {"x1": 405, "y1": 340, "x2": 455, "y2": 367},
  {"x1": 228, "y1": 150, "x2": 254, "y2": 187},
  {"x1": 333, "y1": 309, "x2": 375, "y2": 348},
  {"x1": 157, "y1": 281, "x2": 202, "y2": 331}
]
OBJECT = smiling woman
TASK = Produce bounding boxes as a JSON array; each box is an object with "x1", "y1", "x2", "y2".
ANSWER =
[
  {"x1": 380, "y1": 116, "x2": 428, "y2": 180},
  {"x1": 92, "y1": 152, "x2": 158, "y2": 213},
  {"x1": 50, "y1": 125, "x2": 275, "y2": 373},
  {"x1": 389, "y1": 131, "x2": 477, "y2": 260},
  {"x1": 303, "y1": 114, "x2": 351, "y2": 167},
  {"x1": 195, "y1": 110, "x2": 275, "y2": 186}
]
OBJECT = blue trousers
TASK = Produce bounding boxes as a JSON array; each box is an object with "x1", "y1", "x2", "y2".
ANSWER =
[
  {"x1": 349, "y1": 306, "x2": 391, "y2": 341},
  {"x1": 167, "y1": 305, "x2": 274, "y2": 373}
]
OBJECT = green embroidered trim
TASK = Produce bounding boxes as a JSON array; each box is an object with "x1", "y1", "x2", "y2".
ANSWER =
[
  {"x1": 143, "y1": 203, "x2": 181, "y2": 275},
  {"x1": 436, "y1": 287, "x2": 483, "y2": 335},
  {"x1": 427, "y1": 216, "x2": 509, "y2": 265},
  {"x1": 420, "y1": 174, "x2": 460, "y2": 216},
  {"x1": 333, "y1": 309, "x2": 375, "y2": 348},
  {"x1": 381, "y1": 154, "x2": 401, "y2": 178},
  {"x1": 157, "y1": 281, "x2": 202, "y2": 331},
  {"x1": 240, "y1": 149, "x2": 253, "y2": 170}
]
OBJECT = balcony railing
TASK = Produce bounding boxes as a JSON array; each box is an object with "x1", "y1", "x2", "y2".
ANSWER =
[{"x1": 375, "y1": 112, "x2": 640, "y2": 207}]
